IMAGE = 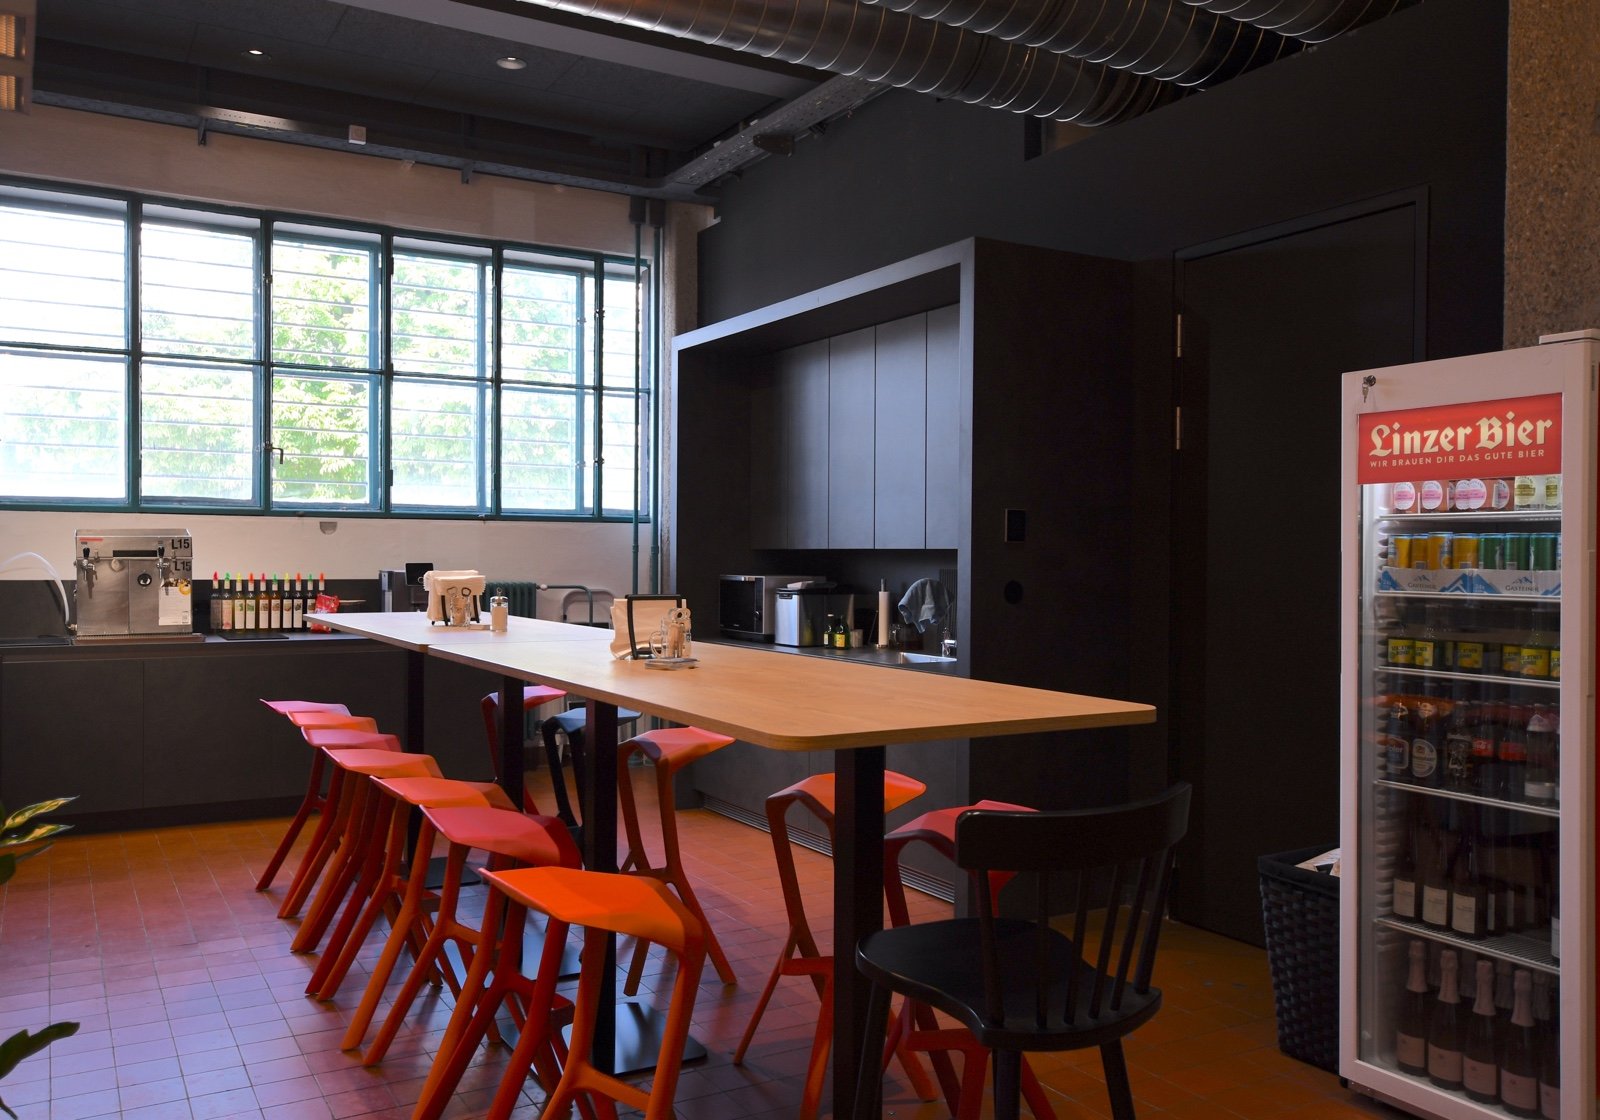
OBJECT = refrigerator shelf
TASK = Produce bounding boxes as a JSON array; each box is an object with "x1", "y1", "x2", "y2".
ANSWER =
[
  {"x1": 1374, "y1": 588, "x2": 1561, "y2": 603},
  {"x1": 1374, "y1": 666, "x2": 1561, "y2": 691},
  {"x1": 1373, "y1": 778, "x2": 1560, "y2": 819},
  {"x1": 1377, "y1": 509, "x2": 1563, "y2": 524},
  {"x1": 1374, "y1": 916, "x2": 1559, "y2": 976}
]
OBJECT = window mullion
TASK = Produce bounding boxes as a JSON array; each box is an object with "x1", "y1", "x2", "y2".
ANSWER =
[
  {"x1": 378, "y1": 232, "x2": 393, "y2": 513},
  {"x1": 260, "y1": 222, "x2": 272, "y2": 510},
  {"x1": 127, "y1": 199, "x2": 142, "y2": 508}
]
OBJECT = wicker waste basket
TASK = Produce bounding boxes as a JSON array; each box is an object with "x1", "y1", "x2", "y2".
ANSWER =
[{"x1": 1257, "y1": 845, "x2": 1340, "y2": 1074}]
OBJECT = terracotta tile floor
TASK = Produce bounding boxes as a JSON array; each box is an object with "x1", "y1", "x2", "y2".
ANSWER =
[{"x1": 0, "y1": 768, "x2": 1406, "y2": 1120}]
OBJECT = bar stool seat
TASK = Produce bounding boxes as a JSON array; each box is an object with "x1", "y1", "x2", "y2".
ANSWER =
[
  {"x1": 289, "y1": 747, "x2": 441, "y2": 954},
  {"x1": 480, "y1": 685, "x2": 568, "y2": 813},
  {"x1": 413, "y1": 864, "x2": 706, "y2": 1120},
  {"x1": 274, "y1": 726, "x2": 403, "y2": 920},
  {"x1": 348, "y1": 803, "x2": 582, "y2": 1062},
  {"x1": 254, "y1": 700, "x2": 365, "y2": 892},
  {"x1": 307, "y1": 774, "x2": 517, "y2": 1000},
  {"x1": 734, "y1": 769, "x2": 934, "y2": 1120},
  {"x1": 884, "y1": 800, "x2": 1058, "y2": 1120},
  {"x1": 617, "y1": 726, "x2": 737, "y2": 991}
]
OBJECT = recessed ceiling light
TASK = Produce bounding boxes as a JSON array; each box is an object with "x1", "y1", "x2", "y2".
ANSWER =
[
  {"x1": 496, "y1": 56, "x2": 527, "y2": 70},
  {"x1": 242, "y1": 47, "x2": 270, "y2": 60}
]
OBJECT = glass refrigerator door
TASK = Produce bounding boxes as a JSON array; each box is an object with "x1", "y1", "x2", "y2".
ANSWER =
[{"x1": 1344, "y1": 366, "x2": 1593, "y2": 1120}]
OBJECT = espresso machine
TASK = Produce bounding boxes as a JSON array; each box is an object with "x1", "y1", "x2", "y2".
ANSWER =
[{"x1": 73, "y1": 528, "x2": 195, "y2": 638}]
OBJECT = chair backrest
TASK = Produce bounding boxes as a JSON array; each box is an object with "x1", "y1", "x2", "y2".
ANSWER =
[
  {"x1": 611, "y1": 594, "x2": 686, "y2": 659},
  {"x1": 954, "y1": 783, "x2": 1191, "y2": 1031}
]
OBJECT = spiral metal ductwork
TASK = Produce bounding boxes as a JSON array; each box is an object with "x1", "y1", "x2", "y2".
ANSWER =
[
  {"x1": 1186, "y1": 0, "x2": 1419, "y2": 45},
  {"x1": 857, "y1": 0, "x2": 1298, "y2": 88},
  {"x1": 511, "y1": 0, "x2": 1179, "y2": 124}
]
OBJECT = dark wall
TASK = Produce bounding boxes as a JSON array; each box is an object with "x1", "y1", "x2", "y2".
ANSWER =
[{"x1": 698, "y1": 0, "x2": 1507, "y2": 362}]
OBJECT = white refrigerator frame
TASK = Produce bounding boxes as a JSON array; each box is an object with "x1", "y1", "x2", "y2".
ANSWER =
[{"x1": 1338, "y1": 333, "x2": 1597, "y2": 1120}]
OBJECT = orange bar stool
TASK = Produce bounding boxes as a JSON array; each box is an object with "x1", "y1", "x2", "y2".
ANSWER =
[
  {"x1": 289, "y1": 746, "x2": 442, "y2": 955},
  {"x1": 347, "y1": 802, "x2": 581, "y2": 1063},
  {"x1": 255, "y1": 701, "x2": 367, "y2": 891},
  {"x1": 306, "y1": 773, "x2": 518, "y2": 1001},
  {"x1": 883, "y1": 800, "x2": 1058, "y2": 1120},
  {"x1": 480, "y1": 685, "x2": 567, "y2": 812},
  {"x1": 616, "y1": 726, "x2": 738, "y2": 992},
  {"x1": 275, "y1": 727, "x2": 403, "y2": 921},
  {"x1": 413, "y1": 864, "x2": 706, "y2": 1120},
  {"x1": 734, "y1": 770, "x2": 934, "y2": 1120}
]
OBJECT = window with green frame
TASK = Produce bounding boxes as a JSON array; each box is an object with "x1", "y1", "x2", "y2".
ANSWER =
[{"x1": 0, "y1": 181, "x2": 652, "y2": 518}]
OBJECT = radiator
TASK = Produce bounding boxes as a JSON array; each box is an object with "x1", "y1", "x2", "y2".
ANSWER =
[{"x1": 489, "y1": 581, "x2": 540, "y2": 618}]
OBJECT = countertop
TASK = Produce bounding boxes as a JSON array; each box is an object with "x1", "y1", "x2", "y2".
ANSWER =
[{"x1": 705, "y1": 636, "x2": 959, "y2": 674}]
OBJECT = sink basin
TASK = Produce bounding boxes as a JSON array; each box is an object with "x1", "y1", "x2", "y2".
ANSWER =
[{"x1": 896, "y1": 652, "x2": 956, "y2": 664}]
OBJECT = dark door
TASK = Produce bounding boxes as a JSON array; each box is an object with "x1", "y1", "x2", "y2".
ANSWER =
[{"x1": 1171, "y1": 199, "x2": 1423, "y2": 944}]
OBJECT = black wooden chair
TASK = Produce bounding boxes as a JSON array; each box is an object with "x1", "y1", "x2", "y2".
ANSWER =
[{"x1": 853, "y1": 783, "x2": 1192, "y2": 1120}]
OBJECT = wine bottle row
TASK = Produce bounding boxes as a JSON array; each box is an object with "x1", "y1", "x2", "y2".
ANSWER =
[
  {"x1": 1387, "y1": 796, "x2": 1558, "y2": 953},
  {"x1": 1395, "y1": 939, "x2": 1558, "y2": 1118},
  {"x1": 209, "y1": 572, "x2": 327, "y2": 632}
]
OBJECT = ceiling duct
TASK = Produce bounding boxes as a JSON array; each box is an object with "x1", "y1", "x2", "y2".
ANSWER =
[
  {"x1": 1185, "y1": 0, "x2": 1419, "y2": 45},
  {"x1": 856, "y1": 0, "x2": 1296, "y2": 87},
  {"x1": 510, "y1": 0, "x2": 1178, "y2": 124}
]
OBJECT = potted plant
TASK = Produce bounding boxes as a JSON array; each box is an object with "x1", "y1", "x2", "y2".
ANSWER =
[{"x1": 0, "y1": 798, "x2": 79, "y2": 1118}]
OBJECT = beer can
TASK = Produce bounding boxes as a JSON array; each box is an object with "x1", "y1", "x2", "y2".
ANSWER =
[
  {"x1": 1532, "y1": 534, "x2": 1558, "y2": 571},
  {"x1": 1411, "y1": 535, "x2": 1429, "y2": 568},
  {"x1": 1426, "y1": 532, "x2": 1453, "y2": 570},
  {"x1": 1507, "y1": 533, "x2": 1533, "y2": 572},
  {"x1": 1452, "y1": 534, "x2": 1480, "y2": 569},
  {"x1": 1386, "y1": 636, "x2": 1414, "y2": 667},
  {"x1": 1391, "y1": 535, "x2": 1414, "y2": 569},
  {"x1": 1479, "y1": 534, "x2": 1507, "y2": 570}
]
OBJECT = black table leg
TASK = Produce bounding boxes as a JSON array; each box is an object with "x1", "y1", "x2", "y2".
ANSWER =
[
  {"x1": 833, "y1": 744, "x2": 886, "y2": 1120},
  {"x1": 497, "y1": 674, "x2": 524, "y2": 807},
  {"x1": 582, "y1": 699, "x2": 620, "y2": 1074}
]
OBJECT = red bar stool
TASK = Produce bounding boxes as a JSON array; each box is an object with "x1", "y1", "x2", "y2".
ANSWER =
[
  {"x1": 883, "y1": 800, "x2": 1058, "y2": 1120},
  {"x1": 289, "y1": 746, "x2": 442, "y2": 954},
  {"x1": 255, "y1": 701, "x2": 366, "y2": 891},
  {"x1": 275, "y1": 727, "x2": 403, "y2": 921},
  {"x1": 616, "y1": 726, "x2": 738, "y2": 991},
  {"x1": 479, "y1": 685, "x2": 567, "y2": 812},
  {"x1": 734, "y1": 770, "x2": 935, "y2": 1120},
  {"x1": 346, "y1": 802, "x2": 581, "y2": 1062},
  {"x1": 306, "y1": 773, "x2": 519, "y2": 1001},
  {"x1": 413, "y1": 864, "x2": 706, "y2": 1120}
]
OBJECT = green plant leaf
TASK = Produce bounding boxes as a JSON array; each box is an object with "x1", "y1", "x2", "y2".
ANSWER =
[
  {"x1": 0, "y1": 823, "x2": 70, "y2": 852},
  {"x1": 0, "y1": 1020, "x2": 79, "y2": 1084},
  {"x1": 1, "y1": 798, "x2": 75, "y2": 835}
]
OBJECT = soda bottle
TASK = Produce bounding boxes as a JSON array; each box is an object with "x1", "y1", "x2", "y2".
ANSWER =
[
  {"x1": 1523, "y1": 703, "x2": 1558, "y2": 806},
  {"x1": 1410, "y1": 693, "x2": 1442, "y2": 789}
]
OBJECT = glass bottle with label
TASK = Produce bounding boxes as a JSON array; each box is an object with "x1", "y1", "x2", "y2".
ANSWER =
[
  {"x1": 1523, "y1": 703, "x2": 1559, "y2": 805},
  {"x1": 1520, "y1": 609, "x2": 1553, "y2": 681},
  {"x1": 1462, "y1": 957, "x2": 1500, "y2": 1103},
  {"x1": 1384, "y1": 697, "x2": 1413, "y2": 782},
  {"x1": 1496, "y1": 703, "x2": 1529, "y2": 802},
  {"x1": 1501, "y1": 969, "x2": 1541, "y2": 1117},
  {"x1": 1426, "y1": 949, "x2": 1464, "y2": 1090},
  {"x1": 1419, "y1": 805, "x2": 1452, "y2": 930},
  {"x1": 1391, "y1": 798, "x2": 1418, "y2": 921},
  {"x1": 1410, "y1": 692, "x2": 1442, "y2": 789},
  {"x1": 1442, "y1": 698, "x2": 1474, "y2": 791},
  {"x1": 1395, "y1": 939, "x2": 1429, "y2": 1076},
  {"x1": 1449, "y1": 807, "x2": 1487, "y2": 939},
  {"x1": 215, "y1": 572, "x2": 233, "y2": 632},
  {"x1": 232, "y1": 574, "x2": 248, "y2": 631},
  {"x1": 243, "y1": 575, "x2": 258, "y2": 630}
]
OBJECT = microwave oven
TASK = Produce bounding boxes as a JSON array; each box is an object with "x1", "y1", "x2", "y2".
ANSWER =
[{"x1": 719, "y1": 574, "x2": 823, "y2": 640}]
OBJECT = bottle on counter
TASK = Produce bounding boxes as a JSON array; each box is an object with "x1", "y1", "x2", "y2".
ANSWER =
[
  {"x1": 1395, "y1": 939, "x2": 1429, "y2": 1076},
  {"x1": 214, "y1": 572, "x2": 231, "y2": 632},
  {"x1": 232, "y1": 573, "x2": 247, "y2": 631},
  {"x1": 243, "y1": 574, "x2": 258, "y2": 630},
  {"x1": 256, "y1": 576, "x2": 271, "y2": 631},
  {"x1": 490, "y1": 589, "x2": 509, "y2": 633},
  {"x1": 269, "y1": 575, "x2": 283, "y2": 630},
  {"x1": 291, "y1": 573, "x2": 306, "y2": 631}
]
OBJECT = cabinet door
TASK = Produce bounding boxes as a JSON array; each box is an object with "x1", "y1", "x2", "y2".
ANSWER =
[
  {"x1": 874, "y1": 313, "x2": 928, "y2": 549},
  {"x1": 783, "y1": 341, "x2": 831, "y2": 550},
  {"x1": 924, "y1": 304, "x2": 961, "y2": 549},
  {"x1": 828, "y1": 327, "x2": 877, "y2": 549},
  {"x1": 748, "y1": 362, "x2": 784, "y2": 548},
  {"x1": 1, "y1": 657, "x2": 145, "y2": 814}
]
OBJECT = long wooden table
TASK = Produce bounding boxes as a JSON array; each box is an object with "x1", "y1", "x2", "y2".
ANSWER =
[{"x1": 426, "y1": 631, "x2": 1155, "y2": 1118}]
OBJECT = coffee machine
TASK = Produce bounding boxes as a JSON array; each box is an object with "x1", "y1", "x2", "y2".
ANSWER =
[
  {"x1": 378, "y1": 563, "x2": 433, "y2": 612},
  {"x1": 73, "y1": 528, "x2": 195, "y2": 638}
]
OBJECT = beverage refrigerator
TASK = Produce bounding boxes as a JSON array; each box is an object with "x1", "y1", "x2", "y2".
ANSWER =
[{"x1": 1339, "y1": 330, "x2": 1596, "y2": 1120}]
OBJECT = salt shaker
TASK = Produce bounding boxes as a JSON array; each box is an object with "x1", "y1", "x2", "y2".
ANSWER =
[{"x1": 489, "y1": 589, "x2": 509, "y2": 632}]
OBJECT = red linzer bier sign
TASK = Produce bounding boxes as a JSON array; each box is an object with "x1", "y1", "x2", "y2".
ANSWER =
[{"x1": 1357, "y1": 393, "x2": 1562, "y2": 485}]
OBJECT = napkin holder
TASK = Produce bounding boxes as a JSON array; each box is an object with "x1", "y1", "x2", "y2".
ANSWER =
[{"x1": 423, "y1": 569, "x2": 486, "y2": 626}]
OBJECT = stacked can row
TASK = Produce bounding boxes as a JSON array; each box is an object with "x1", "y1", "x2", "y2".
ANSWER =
[{"x1": 1387, "y1": 533, "x2": 1559, "y2": 573}]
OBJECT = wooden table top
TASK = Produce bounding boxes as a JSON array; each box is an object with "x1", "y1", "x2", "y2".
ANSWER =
[
  {"x1": 428, "y1": 635, "x2": 1154, "y2": 752},
  {"x1": 307, "y1": 611, "x2": 612, "y2": 652}
]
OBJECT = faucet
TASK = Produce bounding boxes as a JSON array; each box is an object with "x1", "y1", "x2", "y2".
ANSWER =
[{"x1": 940, "y1": 626, "x2": 957, "y2": 658}]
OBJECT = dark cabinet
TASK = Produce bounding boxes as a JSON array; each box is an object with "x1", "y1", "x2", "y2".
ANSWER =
[
  {"x1": 924, "y1": 305, "x2": 960, "y2": 549},
  {"x1": 873, "y1": 313, "x2": 928, "y2": 549},
  {"x1": 1, "y1": 658, "x2": 145, "y2": 814},
  {"x1": 750, "y1": 340, "x2": 829, "y2": 550},
  {"x1": 827, "y1": 328, "x2": 876, "y2": 549}
]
